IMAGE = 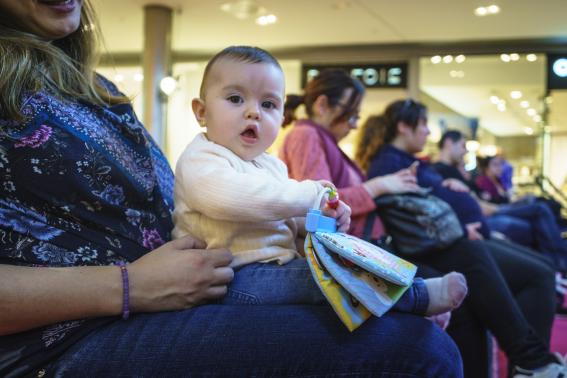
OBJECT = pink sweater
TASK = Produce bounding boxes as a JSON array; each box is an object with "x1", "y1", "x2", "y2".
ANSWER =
[{"x1": 280, "y1": 123, "x2": 385, "y2": 239}]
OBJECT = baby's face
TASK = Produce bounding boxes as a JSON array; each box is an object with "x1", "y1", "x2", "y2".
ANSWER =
[{"x1": 198, "y1": 59, "x2": 285, "y2": 161}]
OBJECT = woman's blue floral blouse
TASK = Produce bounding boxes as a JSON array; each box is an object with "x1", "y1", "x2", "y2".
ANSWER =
[{"x1": 0, "y1": 77, "x2": 174, "y2": 377}]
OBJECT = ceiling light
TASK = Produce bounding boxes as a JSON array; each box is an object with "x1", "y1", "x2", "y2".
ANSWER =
[
  {"x1": 509, "y1": 53, "x2": 520, "y2": 61},
  {"x1": 449, "y1": 70, "x2": 465, "y2": 78},
  {"x1": 159, "y1": 76, "x2": 177, "y2": 96},
  {"x1": 443, "y1": 55, "x2": 453, "y2": 63},
  {"x1": 533, "y1": 115, "x2": 542, "y2": 122},
  {"x1": 526, "y1": 54, "x2": 538, "y2": 62},
  {"x1": 256, "y1": 14, "x2": 277, "y2": 25},
  {"x1": 510, "y1": 91, "x2": 522, "y2": 99},
  {"x1": 133, "y1": 73, "x2": 144, "y2": 82},
  {"x1": 474, "y1": 6, "x2": 488, "y2": 16},
  {"x1": 524, "y1": 127, "x2": 534, "y2": 135},
  {"x1": 431, "y1": 55, "x2": 442, "y2": 64},
  {"x1": 487, "y1": 4, "x2": 500, "y2": 14},
  {"x1": 466, "y1": 140, "x2": 480, "y2": 152},
  {"x1": 455, "y1": 55, "x2": 466, "y2": 63},
  {"x1": 520, "y1": 101, "x2": 530, "y2": 108},
  {"x1": 553, "y1": 58, "x2": 567, "y2": 77},
  {"x1": 497, "y1": 103, "x2": 506, "y2": 111},
  {"x1": 526, "y1": 108, "x2": 537, "y2": 116},
  {"x1": 490, "y1": 95, "x2": 500, "y2": 104},
  {"x1": 221, "y1": 0, "x2": 266, "y2": 20},
  {"x1": 480, "y1": 145, "x2": 498, "y2": 156},
  {"x1": 500, "y1": 54, "x2": 511, "y2": 62},
  {"x1": 114, "y1": 74, "x2": 124, "y2": 83}
]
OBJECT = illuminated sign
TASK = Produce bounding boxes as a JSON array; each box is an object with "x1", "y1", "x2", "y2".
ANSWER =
[
  {"x1": 547, "y1": 54, "x2": 567, "y2": 90},
  {"x1": 302, "y1": 63, "x2": 408, "y2": 89}
]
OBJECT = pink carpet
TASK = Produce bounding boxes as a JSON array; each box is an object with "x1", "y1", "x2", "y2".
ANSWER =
[{"x1": 496, "y1": 315, "x2": 567, "y2": 378}]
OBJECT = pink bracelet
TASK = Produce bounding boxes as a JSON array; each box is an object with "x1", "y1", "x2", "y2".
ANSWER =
[{"x1": 115, "y1": 261, "x2": 130, "y2": 320}]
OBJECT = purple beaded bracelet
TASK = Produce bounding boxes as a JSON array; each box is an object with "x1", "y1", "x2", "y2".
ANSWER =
[{"x1": 115, "y1": 261, "x2": 130, "y2": 320}]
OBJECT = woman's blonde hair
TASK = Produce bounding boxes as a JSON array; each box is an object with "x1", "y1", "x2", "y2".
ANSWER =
[{"x1": 0, "y1": 0, "x2": 129, "y2": 121}]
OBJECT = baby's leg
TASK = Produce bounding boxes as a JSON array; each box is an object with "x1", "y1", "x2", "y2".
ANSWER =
[
  {"x1": 393, "y1": 272, "x2": 467, "y2": 316},
  {"x1": 424, "y1": 272, "x2": 468, "y2": 316},
  {"x1": 219, "y1": 259, "x2": 327, "y2": 305}
]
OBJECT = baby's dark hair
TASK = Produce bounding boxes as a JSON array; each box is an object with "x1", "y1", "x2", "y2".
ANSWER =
[{"x1": 199, "y1": 45, "x2": 282, "y2": 98}]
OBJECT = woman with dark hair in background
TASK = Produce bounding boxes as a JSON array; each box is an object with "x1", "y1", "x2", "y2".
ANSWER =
[{"x1": 355, "y1": 99, "x2": 565, "y2": 378}]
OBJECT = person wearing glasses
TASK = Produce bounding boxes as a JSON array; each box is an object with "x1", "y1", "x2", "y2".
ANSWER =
[{"x1": 281, "y1": 69, "x2": 421, "y2": 244}]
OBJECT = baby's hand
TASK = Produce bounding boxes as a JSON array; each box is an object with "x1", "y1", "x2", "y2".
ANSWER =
[{"x1": 322, "y1": 199, "x2": 351, "y2": 233}]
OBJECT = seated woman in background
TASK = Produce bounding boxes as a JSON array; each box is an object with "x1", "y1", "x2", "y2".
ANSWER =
[
  {"x1": 0, "y1": 2, "x2": 463, "y2": 377},
  {"x1": 354, "y1": 99, "x2": 564, "y2": 378},
  {"x1": 476, "y1": 155, "x2": 567, "y2": 272}
]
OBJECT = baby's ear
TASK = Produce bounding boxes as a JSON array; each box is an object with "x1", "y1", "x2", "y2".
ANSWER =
[{"x1": 192, "y1": 98, "x2": 206, "y2": 127}]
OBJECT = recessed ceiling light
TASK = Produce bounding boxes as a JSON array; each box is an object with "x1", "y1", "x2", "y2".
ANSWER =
[
  {"x1": 449, "y1": 70, "x2": 465, "y2": 78},
  {"x1": 520, "y1": 100, "x2": 530, "y2": 108},
  {"x1": 500, "y1": 54, "x2": 511, "y2": 62},
  {"x1": 114, "y1": 74, "x2": 124, "y2": 83},
  {"x1": 443, "y1": 55, "x2": 453, "y2": 63},
  {"x1": 526, "y1": 54, "x2": 538, "y2": 62},
  {"x1": 487, "y1": 4, "x2": 500, "y2": 14},
  {"x1": 221, "y1": 0, "x2": 266, "y2": 20},
  {"x1": 474, "y1": 6, "x2": 488, "y2": 16},
  {"x1": 510, "y1": 53, "x2": 520, "y2": 61},
  {"x1": 524, "y1": 127, "x2": 534, "y2": 135},
  {"x1": 455, "y1": 55, "x2": 466, "y2": 63},
  {"x1": 256, "y1": 14, "x2": 277, "y2": 25},
  {"x1": 527, "y1": 108, "x2": 537, "y2": 116},
  {"x1": 497, "y1": 103, "x2": 506, "y2": 111},
  {"x1": 533, "y1": 115, "x2": 542, "y2": 122},
  {"x1": 475, "y1": 5, "x2": 500, "y2": 16},
  {"x1": 133, "y1": 73, "x2": 144, "y2": 82},
  {"x1": 510, "y1": 91, "x2": 522, "y2": 99},
  {"x1": 431, "y1": 55, "x2": 442, "y2": 64},
  {"x1": 490, "y1": 95, "x2": 500, "y2": 104}
]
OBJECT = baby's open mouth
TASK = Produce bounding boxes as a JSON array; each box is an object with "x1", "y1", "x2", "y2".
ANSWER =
[{"x1": 241, "y1": 126, "x2": 258, "y2": 139}]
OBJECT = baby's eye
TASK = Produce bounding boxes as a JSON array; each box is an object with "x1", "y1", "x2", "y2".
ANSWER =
[
  {"x1": 227, "y1": 95, "x2": 243, "y2": 104},
  {"x1": 262, "y1": 100, "x2": 276, "y2": 109}
]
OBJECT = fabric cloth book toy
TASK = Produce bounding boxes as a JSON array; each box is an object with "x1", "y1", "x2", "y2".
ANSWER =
[{"x1": 304, "y1": 189, "x2": 417, "y2": 331}]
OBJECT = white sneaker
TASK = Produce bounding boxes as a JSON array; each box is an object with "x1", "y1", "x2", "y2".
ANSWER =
[{"x1": 513, "y1": 353, "x2": 567, "y2": 378}]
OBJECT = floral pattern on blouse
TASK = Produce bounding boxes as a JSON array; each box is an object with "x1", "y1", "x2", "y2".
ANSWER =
[{"x1": 0, "y1": 77, "x2": 174, "y2": 377}]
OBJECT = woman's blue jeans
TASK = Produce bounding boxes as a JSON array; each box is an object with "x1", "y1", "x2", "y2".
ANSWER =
[
  {"x1": 47, "y1": 260, "x2": 461, "y2": 377},
  {"x1": 487, "y1": 201, "x2": 567, "y2": 270}
]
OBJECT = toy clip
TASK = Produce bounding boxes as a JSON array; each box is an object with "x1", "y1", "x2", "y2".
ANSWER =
[{"x1": 305, "y1": 187, "x2": 338, "y2": 233}]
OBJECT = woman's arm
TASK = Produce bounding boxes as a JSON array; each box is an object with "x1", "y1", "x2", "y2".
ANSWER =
[{"x1": 0, "y1": 237, "x2": 233, "y2": 336}]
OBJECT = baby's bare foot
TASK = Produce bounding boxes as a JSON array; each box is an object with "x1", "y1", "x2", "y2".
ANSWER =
[{"x1": 425, "y1": 272, "x2": 468, "y2": 316}]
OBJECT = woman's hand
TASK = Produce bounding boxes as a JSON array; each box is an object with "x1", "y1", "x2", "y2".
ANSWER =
[
  {"x1": 322, "y1": 200, "x2": 352, "y2": 232},
  {"x1": 465, "y1": 222, "x2": 484, "y2": 241},
  {"x1": 442, "y1": 178, "x2": 470, "y2": 193},
  {"x1": 128, "y1": 236, "x2": 234, "y2": 313},
  {"x1": 363, "y1": 168, "x2": 420, "y2": 197}
]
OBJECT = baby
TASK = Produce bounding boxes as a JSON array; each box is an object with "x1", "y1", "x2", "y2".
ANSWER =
[{"x1": 172, "y1": 45, "x2": 466, "y2": 319}]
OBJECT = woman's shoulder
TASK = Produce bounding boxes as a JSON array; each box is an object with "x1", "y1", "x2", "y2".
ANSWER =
[{"x1": 286, "y1": 122, "x2": 321, "y2": 140}]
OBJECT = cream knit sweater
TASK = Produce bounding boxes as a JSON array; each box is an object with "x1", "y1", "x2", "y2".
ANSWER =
[{"x1": 172, "y1": 133, "x2": 323, "y2": 268}]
